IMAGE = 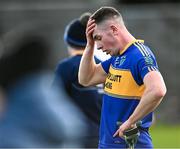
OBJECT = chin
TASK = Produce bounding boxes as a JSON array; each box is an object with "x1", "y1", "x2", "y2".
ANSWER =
[{"x1": 114, "y1": 49, "x2": 120, "y2": 56}]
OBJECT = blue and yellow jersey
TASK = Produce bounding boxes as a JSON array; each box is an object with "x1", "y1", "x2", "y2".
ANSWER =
[{"x1": 99, "y1": 40, "x2": 158, "y2": 148}]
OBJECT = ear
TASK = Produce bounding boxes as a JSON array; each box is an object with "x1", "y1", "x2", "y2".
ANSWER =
[{"x1": 110, "y1": 25, "x2": 118, "y2": 35}]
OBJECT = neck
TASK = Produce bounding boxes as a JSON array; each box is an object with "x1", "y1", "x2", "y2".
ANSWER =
[{"x1": 118, "y1": 27, "x2": 136, "y2": 52}]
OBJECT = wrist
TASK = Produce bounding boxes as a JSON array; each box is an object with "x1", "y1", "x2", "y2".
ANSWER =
[
  {"x1": 86, "y1": 43, "x2": 94, "y2": 49},
  {"x1": 128, "y1": 116, "x2": 136, "y2": 126},
  {"x1": 85, "y1": 44, "x2": 94, "y2": 53}
]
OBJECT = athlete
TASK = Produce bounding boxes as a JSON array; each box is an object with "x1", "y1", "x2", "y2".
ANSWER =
[
  {"x1": 78, "y1": 6, "x2": 167, "y2": 148},
  {"x1": 52, "y1": 12, "x2": 103, "y2": 148}
]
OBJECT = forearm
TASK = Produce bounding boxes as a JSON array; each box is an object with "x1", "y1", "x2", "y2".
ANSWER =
[
  {"x1": 128, "y1": 89, "x2": 164, "y2": 125},
  {"x1": 128, "y1": 71, "x2": 167, "y2": 125},
  {"x1": 113, "y1": 87, "x2": 165, "y2": 137},
  {"x1": 78, "y1": 45, "x2": 96, "y2": 86}
]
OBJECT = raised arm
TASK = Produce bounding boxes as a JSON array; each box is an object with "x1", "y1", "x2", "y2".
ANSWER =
[{"x1": 78, "y1": 19, "x2": 107, "y2": 86}]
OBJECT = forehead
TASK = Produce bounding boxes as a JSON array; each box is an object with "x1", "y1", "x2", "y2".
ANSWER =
[{"x1": 93, "y1": 22, "x2": 108, "y2": 37}]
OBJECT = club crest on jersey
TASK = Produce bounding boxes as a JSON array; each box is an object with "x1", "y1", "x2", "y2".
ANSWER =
[
  {"x1": 119, "y1": 56, "x2": 126, "y2": 66},
  {"x1": 114, "y1": 57, "x2": 120, "y2": 66},
  {"x1": 114, "y1": 56, "x2": 126, "y2": 67},
  {"x1": 144, "y1": 56, "x2": 153, "y2": 65}
]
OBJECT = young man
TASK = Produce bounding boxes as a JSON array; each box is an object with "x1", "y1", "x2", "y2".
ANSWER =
[
  {"x1": 52, "y1": 13, "x2": 103, "y2": 148},
  {"x1": 79, "y1": 6, "x2": 167, "y2": 148}
]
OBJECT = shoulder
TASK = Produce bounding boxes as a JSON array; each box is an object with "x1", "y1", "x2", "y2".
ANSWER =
[
  {"x1": 56, "y1": 56, "x2": 78, "y2": 70},
  {"x1": 129, "y1": 42, "x2": 155, "y2": 64},
  {"x1": 133, "y1": 42, "x2": 154, "y2": 56}
]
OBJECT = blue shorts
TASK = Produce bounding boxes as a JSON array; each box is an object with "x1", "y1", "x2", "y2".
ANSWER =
[{"x1": 98, "y1": 129, "x2": 153, "y2": 149}]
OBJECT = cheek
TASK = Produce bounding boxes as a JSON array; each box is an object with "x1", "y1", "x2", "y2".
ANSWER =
[
  {"x1": 107, "y1": 32, "x2": 115, "y2": 41},
  {"x1": 103, "y1": 37, "x2": 115, "y2": 48}
]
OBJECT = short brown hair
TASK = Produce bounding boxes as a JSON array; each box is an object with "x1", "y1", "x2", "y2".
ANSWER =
[{"x1": 91, "y1": 6, "x2": 122, "y2": 24}]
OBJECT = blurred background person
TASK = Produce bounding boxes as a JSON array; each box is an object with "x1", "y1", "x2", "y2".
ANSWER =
[
  {"x1": 52, "y1": 12, "x2": 103, "y2": 148},
  {"x1": 0, "y1": 27, "x2": 87, "y2": 148},
  {"x1": 0, "y1": 87, "x2": 6, "y2": 119},
  {"x1": 0, "y1": 40, "x2": 6, "y2": 118}
]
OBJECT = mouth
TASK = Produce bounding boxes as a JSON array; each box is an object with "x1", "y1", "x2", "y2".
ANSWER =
[
  {"x1": 102, "y1": 49, "x2": 108, "y2": 53},
  {"x1": 104, "y1": 50, "x2": 110, "y2": 55}
]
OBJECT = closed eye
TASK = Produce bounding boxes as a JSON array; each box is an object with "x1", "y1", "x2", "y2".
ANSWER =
[{"x1": 93, "y1": 35, "x2": 102, "y2": 41}]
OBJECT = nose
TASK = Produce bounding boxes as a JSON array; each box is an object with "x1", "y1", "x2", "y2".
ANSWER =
[{"x1": 96, "y1": 42, "x2": 103, "y2": 51}]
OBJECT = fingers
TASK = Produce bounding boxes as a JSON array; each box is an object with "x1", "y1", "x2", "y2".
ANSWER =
[
  {"x1": 113, "y1": 129, "x2": 119, "y2": 137},
  {"x1": 113, "y1": 128, "x2": 124, "y2": 138},
  {"x1": 85, "y1": 19, "x2": 96, "y2": 47},
  {"x1": 86, "y1": 19, "x2": 96, "y2": 36}
]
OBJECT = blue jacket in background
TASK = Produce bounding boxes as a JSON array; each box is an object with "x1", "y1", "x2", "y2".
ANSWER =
[{"x1": 52, "y1": 55, "x2": 103, "y2": 137}]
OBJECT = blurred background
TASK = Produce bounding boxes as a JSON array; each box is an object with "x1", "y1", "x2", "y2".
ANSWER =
[{"x1": 0, "y1": 0, "x2": 179, "y2": 148}]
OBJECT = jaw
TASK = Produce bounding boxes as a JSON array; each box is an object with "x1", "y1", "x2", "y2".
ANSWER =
[
  {"x1": 114, "y1": 48, "x2": 121, "y2": 56},
  {"x1": 108, "y1": 48, "x2": 119, "y2": 56}
]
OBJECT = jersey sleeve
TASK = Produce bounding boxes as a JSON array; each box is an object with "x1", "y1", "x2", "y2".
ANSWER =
[
  {"x1": 137, "y1": 52, "x2": 159, "y2": 80},
  {"x1": 101, "y1": 57, "x2": 113, "y2": 74}
]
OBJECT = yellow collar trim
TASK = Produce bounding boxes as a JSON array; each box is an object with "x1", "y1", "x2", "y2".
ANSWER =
[{"x1": 119, "y1": 39, "x2": 144, "y2": 55}]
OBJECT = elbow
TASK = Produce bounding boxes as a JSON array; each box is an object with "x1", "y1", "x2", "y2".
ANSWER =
[
  {"x1": 78, "y1": 76, "x2": 90, "y2": 87},
  {"x1": 78, "y1": 79, "x2": 89, "y2": 87},
  {"x1": 154, "y1": 86, "x2": 167, "y2": 99}
]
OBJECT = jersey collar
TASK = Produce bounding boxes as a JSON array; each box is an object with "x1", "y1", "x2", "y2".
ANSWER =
[{"x1": 119, "y1": 39, "x2": 144, "y2": 55}]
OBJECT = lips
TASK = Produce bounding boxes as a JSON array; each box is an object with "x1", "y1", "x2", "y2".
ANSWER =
[
  {"x1": 105, "y1": 50, "x2": 110, "y2": 55},
  {"x1": 102, "y1": 49, "x2": 108, "y2": 53}
]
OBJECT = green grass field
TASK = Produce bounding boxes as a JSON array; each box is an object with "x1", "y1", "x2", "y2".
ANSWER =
[{"x1": 150, "y1": 124, "x2": 180, "y2": 148}]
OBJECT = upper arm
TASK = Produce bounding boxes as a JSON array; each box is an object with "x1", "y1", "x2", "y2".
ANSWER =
[
  {"x1": 79, "y1": 56, "x2": 112, "y2": 87},
  {"x1": 135, "y1": 45, "x2": 166, "y2": 96},
  {"x1": 86, "y1": 63, "x2": 107, "y2": 86},
  {"x1": 143, "y1": 71, "x2": 166, "y2": 93},
  {"x1": 86, "y1": 57, "x2": 113, "y2": 86}
]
